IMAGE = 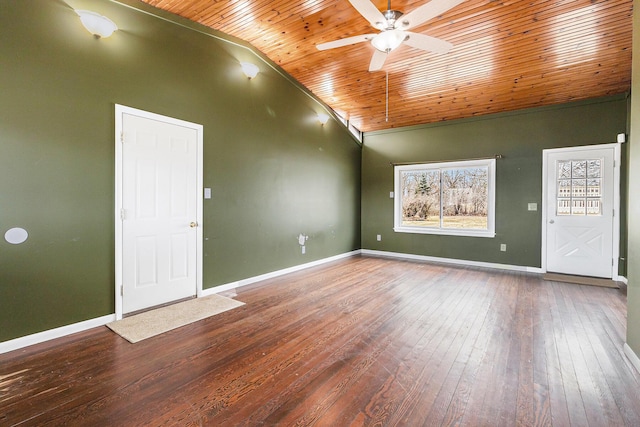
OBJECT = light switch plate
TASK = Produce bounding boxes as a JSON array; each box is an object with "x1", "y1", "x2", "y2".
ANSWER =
[
  {"x1": 204, "y1": 188, "x2": 212, "y2": 199},
  {"x1": 528, "y1": 203, "x2": 537, "y2": 211}
]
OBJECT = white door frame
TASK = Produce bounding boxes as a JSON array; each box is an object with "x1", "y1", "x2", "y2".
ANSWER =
[
  {"x1": 541, "y1": 143, "x2": 621, "y2": 278},
  {"x1": 114, "y1": 104, "x2": 203, "y2": 320}
]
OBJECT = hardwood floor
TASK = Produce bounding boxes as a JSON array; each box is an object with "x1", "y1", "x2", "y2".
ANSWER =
[{"x1": 2, "y1": 256, "x2": 639, "y2": 426}]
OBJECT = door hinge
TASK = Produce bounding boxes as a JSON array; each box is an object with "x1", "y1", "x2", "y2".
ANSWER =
[
  {"x1": 120, "y1": 285, "x2": 124, "y2": 296},
  {"x1": 120, "y1": 208, "x2": 125, "y2": 221},
  {"x1": 120, "y1": 131, "x2": 124, "y2": 144}
]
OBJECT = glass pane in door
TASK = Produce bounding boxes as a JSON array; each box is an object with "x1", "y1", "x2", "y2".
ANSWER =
[{"x1": 556, "y1": 158, "x2": 602, "y2": 216}]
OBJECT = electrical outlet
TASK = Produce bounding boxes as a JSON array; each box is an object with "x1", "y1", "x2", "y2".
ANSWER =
[
  {"x1": 500, "y1": 243, "x2": 507, "y2": 252},
  {"x1": 301, "y1": 245, "x2": 306, "y2": 254},
  {"x1": 376, "y1": 234, "x2": 382, "y2": 241}
]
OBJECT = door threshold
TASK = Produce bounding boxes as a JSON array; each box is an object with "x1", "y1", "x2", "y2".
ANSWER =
[
  {"x1": 542, "y1": 273, "x2": 619, "y2": 289},
  {"x1": 124, "y1": 296, "x2": 196, "y2": 318}
]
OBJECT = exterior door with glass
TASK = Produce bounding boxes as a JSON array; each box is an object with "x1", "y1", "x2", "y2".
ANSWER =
[{"x1": 544, "y1": 145, "x2": 617, "y2": 278}]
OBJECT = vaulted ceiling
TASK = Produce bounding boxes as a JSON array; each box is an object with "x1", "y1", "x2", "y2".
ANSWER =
[{"x1": 139, "y1": 0, "x2": 633, "y2": 133}]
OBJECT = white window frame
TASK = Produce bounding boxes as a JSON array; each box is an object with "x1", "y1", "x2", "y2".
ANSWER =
[{"x1": 393, "y1": 159, "x2": 496, "y2": 238}]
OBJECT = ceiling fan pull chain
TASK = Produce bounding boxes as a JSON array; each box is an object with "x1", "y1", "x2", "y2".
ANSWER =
[{"x1": 386, "y1": 70, "x2": 389, "y2": 122}]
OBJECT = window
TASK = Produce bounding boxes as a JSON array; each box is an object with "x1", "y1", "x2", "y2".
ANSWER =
[
  {"x1": 336, "y1": 112, "x2": 363, "y2": 143},
  {"x1": 394, "y1": 159, "x2": 496, "y2": 237},
  {"x1": 556, "y1": 159, "x2": 602, "y2": 216}
]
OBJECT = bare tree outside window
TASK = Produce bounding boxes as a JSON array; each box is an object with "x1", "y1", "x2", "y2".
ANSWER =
[
  {"x1": 400, "y1": 170, "x2": 440, "y2": 227},
  {"x1": 442, "y1": 167, "x2": 488, "y2": 229}
]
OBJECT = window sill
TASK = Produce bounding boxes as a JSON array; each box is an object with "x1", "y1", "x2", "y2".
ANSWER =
[{"x1": 393, "y1": 226, "x2": 495, "y2": 238}]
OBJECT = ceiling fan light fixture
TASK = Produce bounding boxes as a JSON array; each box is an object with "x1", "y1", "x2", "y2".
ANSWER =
[{"x1": 371, "y1": 29, "x2": 406, "y2": 53}]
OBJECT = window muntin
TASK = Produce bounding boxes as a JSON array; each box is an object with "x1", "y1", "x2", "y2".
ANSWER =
[
  {"x1": 556, "y1": 159, "x2": 602, "y2": 216},
  {"x1": 394, "y1": 159, "x2": 495, "y2": 237}
]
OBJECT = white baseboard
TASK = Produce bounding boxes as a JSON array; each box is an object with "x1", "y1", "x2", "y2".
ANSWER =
[
  {"x1": 202, "y1": 250, "x2": 362, "y2": 296},
  {"x1": 616, "y1": 275, "x2": 628, "y2": 284},
  {"x1": 0, "y1": 314, "x2": 116, "y2": 355},
  {"x1": 361, "y1": 249, "x2": 544, "y2": 273},
  {"x1": 1, "y1": 251, "x2": 361, "y2": 355},
  {"x1": 0, "y1": 250, "x2": 626, "y2": 357},
  {"x1": 624, "y1": 343, "x2": 640, "y2": 374}
]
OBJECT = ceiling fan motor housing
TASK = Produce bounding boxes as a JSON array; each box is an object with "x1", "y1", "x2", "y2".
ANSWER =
[{"x1": 377, "y1": 10, "x2": 404, "y2": 30}]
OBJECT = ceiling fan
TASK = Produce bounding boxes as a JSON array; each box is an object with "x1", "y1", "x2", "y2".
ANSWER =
[{"x1": 317, "y1": 0, "x2": 465, "y2": 72}]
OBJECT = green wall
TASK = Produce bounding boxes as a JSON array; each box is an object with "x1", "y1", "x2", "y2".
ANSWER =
[
  {"x1": 2, "y1": 0, "x2": 636, "y2": 357},
  {"x1": 362, "y1": 96, "x2": 628, "y2": 268},
  {"x1": 0, "y1": 0, "x2": 361, "y2": 342},
  {"x1": 626, "y1": 0, "x2": 640, "y2": 359}
]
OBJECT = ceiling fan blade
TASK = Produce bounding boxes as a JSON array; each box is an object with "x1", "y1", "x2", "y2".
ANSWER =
[
  {"x1": 404, "y1": 31, "x2": 453, "y2": 54},
  {"x1": 398, "y1": 0, "x2": 466, "y2": 30},
  {"x1": 348, "y1": 0, "x2": 386, "y2": 29},
  {"x1": 317, "y1": 33, "x2": 376, "y2": 50},
  {"x1": 369, "y1": 49, "x2": 388, "y2": 72}
]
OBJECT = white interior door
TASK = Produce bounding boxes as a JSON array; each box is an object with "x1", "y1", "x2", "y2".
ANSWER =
[
  {"x1": 544, "y1": 145, "x2": 618, "y2": 278},
  {"x1": 115, "y1": 105, "x2": 203, "y2": 316}
]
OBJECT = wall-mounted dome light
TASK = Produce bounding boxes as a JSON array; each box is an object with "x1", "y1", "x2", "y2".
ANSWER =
[
  {"x1": 240, "y1": 62, "x2": 260, "y2": 79},
  {"x1": 76, "y1": 10, "x2": 118, "y2": 39},
  {"x1": 317, "y1": 113, "x2": 330, "y2": 125}
]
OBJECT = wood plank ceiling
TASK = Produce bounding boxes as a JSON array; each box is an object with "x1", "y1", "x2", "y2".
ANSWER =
[{"x1": 139, "y1": 0, "x2": 632, "y2": 133}]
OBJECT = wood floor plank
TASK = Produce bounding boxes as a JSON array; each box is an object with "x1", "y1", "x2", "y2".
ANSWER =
[
  {"x1": 438, "y1": 275, "x2": 498, "y2": 426},
  {"x1": 420, "y1": 270, "x2": 496, "y2": 425},
  {"x1": 276, "y1": 264, "x2": 460, "y2": 424},
  {"x1": 459, "y1": 272, "x2": 520, "y2": 426},
  {"x1": 556, "y1": 284, "x2": 612, "y2": 427},
  {"x1": 537, "y1": 278, "x2": 571, "y2": 427},
  {"x1": 272, "y1": 264, "x2": 445, "y2": 426},
  {"x1": 514, "y1": 274, "x2": 536, "y2": 427},
  {"x1": 565, "y1": 285, "x2": 639, "y2": 426},
  {"x1": 546, "y1": 283, "x2": 592, "y2": 426},
  {"x1": 1, "y1": 256, "x2": 639, "y2": 426},
  {"x1": 381, "y1": 268, "x2": 483, "y2": 424}
]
